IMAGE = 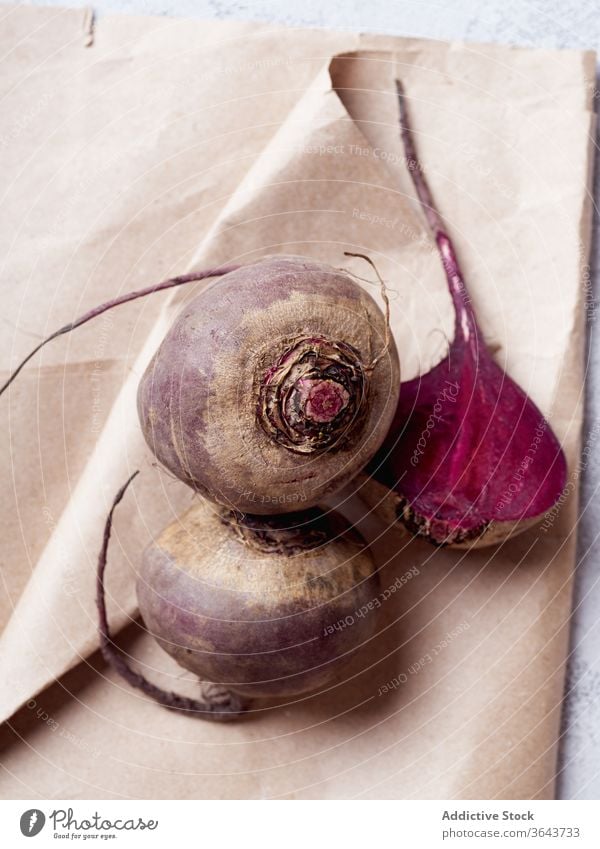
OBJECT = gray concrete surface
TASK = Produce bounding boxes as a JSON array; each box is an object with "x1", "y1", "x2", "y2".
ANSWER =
[{"x1": 13, "y1": 0, "x2": 600, "y2": 799}]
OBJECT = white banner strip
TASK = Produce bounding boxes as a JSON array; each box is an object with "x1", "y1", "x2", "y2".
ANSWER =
[{"x1": 1, "y1": 800, "x2": 598, "y2": 848}]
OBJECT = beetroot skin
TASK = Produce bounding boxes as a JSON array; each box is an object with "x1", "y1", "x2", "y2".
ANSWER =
[
  {"x1": 137, "y1": 501, "x2": 380, "y2": 698},
  {"x1": 137, "y1": 255, "x2": 399, "y2": 515},
  {"x1": 363, "y1": 83, "x2": 567, "y2": 547}
]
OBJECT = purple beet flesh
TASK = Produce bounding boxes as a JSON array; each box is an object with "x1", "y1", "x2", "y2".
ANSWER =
[{"x1": 367, "y1": 82, "x2": 567, "y2": 547}]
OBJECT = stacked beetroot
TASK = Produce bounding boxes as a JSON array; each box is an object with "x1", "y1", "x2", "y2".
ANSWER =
[
  {"x1": 122, "y1": 255, "x2": 399, "y2": 718},
  {"x1": 4, "y1": 254, "x2": 399, "y2": 719},
  {"x1": 1, "y1": 82, "x2": 567, "y2": 720}
]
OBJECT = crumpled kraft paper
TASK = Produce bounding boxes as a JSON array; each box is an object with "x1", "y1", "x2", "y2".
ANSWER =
[{"x1": 0, "y1": 5, "x2": 595, "y2": 799}]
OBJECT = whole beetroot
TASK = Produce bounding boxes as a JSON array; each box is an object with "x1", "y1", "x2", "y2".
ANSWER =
[
  {"x1": 137, "y1": 255, "x2": 399, "y2": 514},
  {"x1": 1, "y1": 254, "x2": 399, "y2": 515},
  {"x1": 137, "y1": 499, "x2": 380, "y2": 699}
]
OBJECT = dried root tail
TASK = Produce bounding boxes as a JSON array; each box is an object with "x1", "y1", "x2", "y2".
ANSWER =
[
  {"x1": 96, "y1": 471, "x2": 247, "y2": 722},
  {"x1": 1, "y1": 265, "x2": 240, "y2": 396}
]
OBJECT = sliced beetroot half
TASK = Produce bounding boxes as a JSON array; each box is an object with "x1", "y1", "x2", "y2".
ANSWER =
[{"x1": 365, "y1": 81, "x2": 567, "y2": 547}]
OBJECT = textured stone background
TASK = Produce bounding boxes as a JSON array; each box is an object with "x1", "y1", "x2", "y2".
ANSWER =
[{"x1": 14, "y1": 0, "x2": 600, "y2": 799}]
